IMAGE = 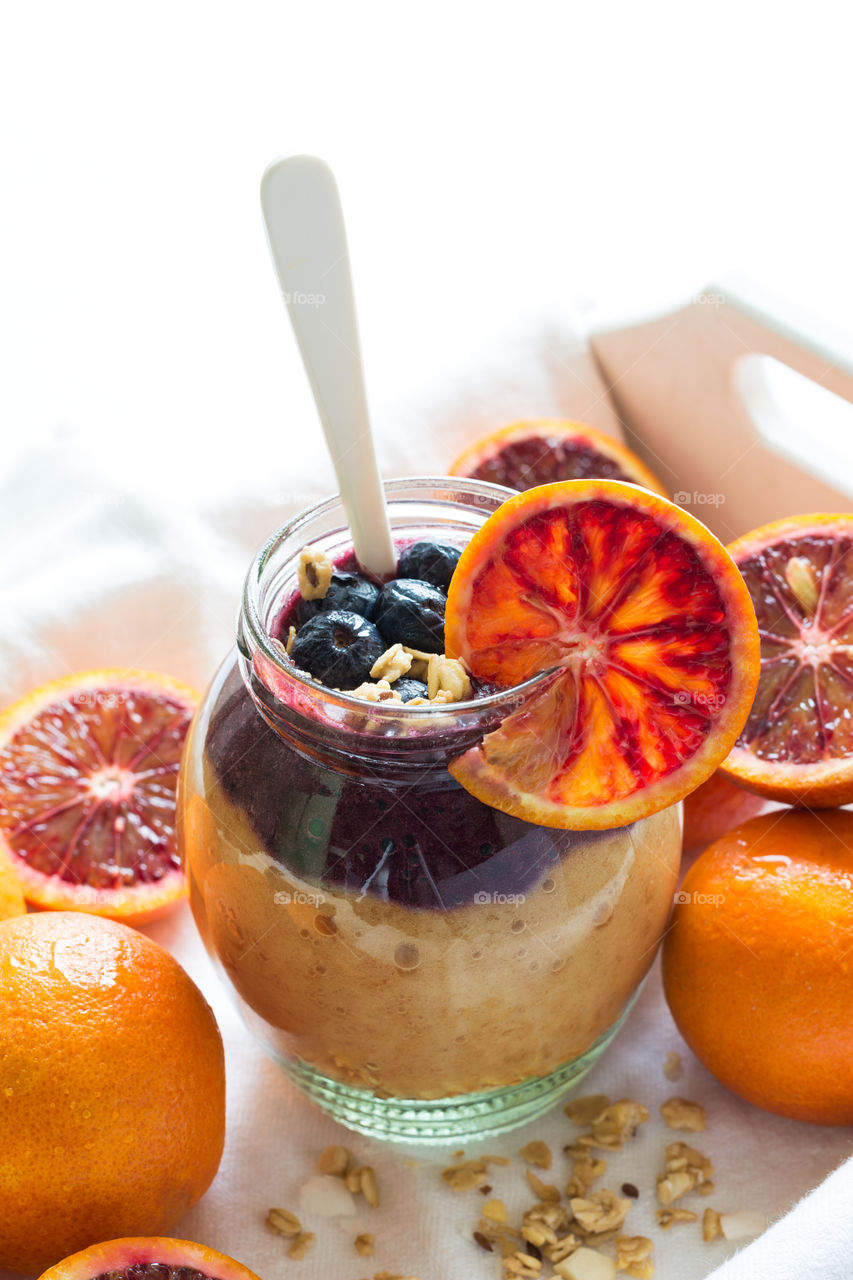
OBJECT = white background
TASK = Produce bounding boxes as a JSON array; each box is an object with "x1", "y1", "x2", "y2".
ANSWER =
[{"x1": 2, "y1": 2, "x2": 853, "y2": 496}]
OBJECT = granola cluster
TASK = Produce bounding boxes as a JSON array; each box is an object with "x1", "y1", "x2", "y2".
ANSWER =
[
  {"x1": 285, "y1": 543, "x2": 474, "y2": 706},
  {"x1": 439, "y1": 1080, "x2": 766, "y2": 1278},
  {"x1": 655, "y1": 1140, "x2": 714, "y2": 1206},
  {"x1": 349, "y1": 647, "x2": 471, "y2": 706},
  {"x1": 265, "y1": 1143, "x2": 418, "y2": 1273},
  {"x1": 263, "y1": 1070, "x2": 766, "y2": 1275},
  {"x1": 297, "y1": 546, "x2": 334, "y2": 600},
  {"x1": 445, "y1": 1105, "x2": 652, "y2": 1280}
]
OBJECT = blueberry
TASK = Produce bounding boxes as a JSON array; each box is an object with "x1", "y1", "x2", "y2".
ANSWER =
[
  {"x1": 290, "y1": 610, "x2": 385, "y2": 689},
  {"x1": 394, "y1": 677, "x2": 429, "y2": 702},
  {"x1": 396, "y1": 540, "x2": 461, "y2": 590},
  {"x1": 375, "y1": 579, "x2": 446, "y2": 653},
  {"x1": 294, "y1": 571, "x2": 381, "y2": 626}
]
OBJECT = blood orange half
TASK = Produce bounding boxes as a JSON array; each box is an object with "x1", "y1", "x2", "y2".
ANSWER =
[
  {"x1": 445, "y1": 481, "x2": 760, "y2": 829},
  {"x1": 0, "y1": 669, "x2": 197, "y2": 924},
  {"x1": 449, "y1": 419, "x2": 668, "y2": 496},
  {"x1": 0, "y1": 845, "x2": 26, "y2": 922},
  {"x1": 720, "y1": 514, "x2": 853, "y2": 806},
  {"x1": 37, "y1": 1238, "x2": 261, "y2": 1280}
]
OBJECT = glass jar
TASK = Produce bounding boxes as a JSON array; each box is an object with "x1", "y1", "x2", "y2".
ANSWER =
[{"x1": 178, "y1": 478, "x2": 681, "y2": 1143}]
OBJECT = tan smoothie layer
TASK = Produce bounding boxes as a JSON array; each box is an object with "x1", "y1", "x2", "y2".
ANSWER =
[{"x1": 182, "y1": 761, "x2": 680, "y2": 1099}]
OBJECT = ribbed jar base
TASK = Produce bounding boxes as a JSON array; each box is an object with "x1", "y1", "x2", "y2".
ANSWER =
[{"x1": 275, "y1": 1000, "x2": 635, "y2": 1145}]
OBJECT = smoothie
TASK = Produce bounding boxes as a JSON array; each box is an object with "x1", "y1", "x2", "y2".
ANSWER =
[
  {"x1": 181, "y1": 629, "x2": 680, "y2": 1098},
  {"x1": 177, "y1": 478, "x2": 684, "y2": 1138}
]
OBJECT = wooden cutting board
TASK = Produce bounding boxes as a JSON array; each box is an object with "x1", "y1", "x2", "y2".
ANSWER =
[{"x1": 591, "y1": 289, "x2": 853, "y2": 542}]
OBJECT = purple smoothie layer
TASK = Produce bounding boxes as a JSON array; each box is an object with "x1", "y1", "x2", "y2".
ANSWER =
[{"x1": 204, "y1": 664, "x2": 621, "y2": 911}]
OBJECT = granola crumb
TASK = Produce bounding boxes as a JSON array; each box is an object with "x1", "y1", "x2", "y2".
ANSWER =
[
  {"x1": 656, "y1": 1142, "x2": 714, "y2": 1206},
  {"x1": 565, "y1": 1153, "x2": 607, "y2": 1198},
  {"x1": 545, "y1": 1231, "x2": 581, "y2": 1265},
  {"x1": 483, "y1": 1198, "x2": 508, "y2": 1223},
  {"x1": 297, "y1": 546, "x2": 333, "y2": 600},
  {"x1": 615, "y1": 1235, "x2": 654, "y2": 1278},
  {"x1": 663, "y1": 1051, "x2": 683, "y2": 1081},
  {"x1": 443, "y1": 1161, "x2": 488, "y2": 1192},
  {"x1": 349, "y1": 679, "x2": 402, "y2": 703},
  {"x1": 519, "y1": 1140, "x2": 553, "y2": 1169},
  {"x1": 655, "y1": 1170, "x2": 694, "y2": 1206},
  {"x1": 473, "y1": 1230, "x2": 494, "y2": 1252},
  {"x1": 287, "y1": 1231, "x2": 316, "y2": 1260},
  {"x1": 564, "y1": 1094, "x2": 611, "y2": 1125},
  {"x1": 284, "y1": 624, "x2": 297, "y2": 655},
  {"x1": 429, "y1": 688, "x2": 457, "y2": 704},
  {"x1": 317, "y1": 1144, "x2": 351, "y2": 1176},
  {"x1": 522, "y1": 1201, "x2": 572, "y2": 1247},
  {"x1": 660, "y1": 1097, "x2": 707, "y2": 1133},
  {"x1": 477, "y1": 1215, "x2": 523, "y2": 1258},
  {"x1": 702, "y1": 1208, "x2": 722, "y2": 1242},
  {"x1": 401, "y1": 645, "x2": 432, "y2": 681},
  {"x1": 354, "y1": 1233, "x2": 375, "y2": 1257},
  {"x1": 569, "y1": 1189, "x2": 631, "y2": 1235},
  {"x1": 522, "y1": 1221, "x2": 557, "y2": 1250},
  {"x1": 577, "y1": 1100, "x2": 650, "y2": 1150},
  {"x1": 502, "y1": 1250, "x2": 542, "y2": 1277},
  {"x1": 442, "y1": 1155, "x2": 508, "y2": 1192},
  {"x1": 656, "y1": 1208, "x2": 698, "y2": 1229},
  {"x1": 267, "y1": 1207, "x2": 301, "y2": 1237},
  {"x1": 360, "y1": 1164, "x2": 380, "y2": 1208},
  {"x1": 526, "y1": 1167, "x2": 561, "y2": 1202},
  {"x1": 427, "y1": 653, "x2": 471, "y2": 703},
  {"x1": 370, "y1": 643, "x2": 413, "y2": 683}
]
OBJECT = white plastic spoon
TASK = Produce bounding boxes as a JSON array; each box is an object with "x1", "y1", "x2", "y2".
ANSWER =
[{"x1": 261, "y1": 154, "x2": 396, "y2": 577}]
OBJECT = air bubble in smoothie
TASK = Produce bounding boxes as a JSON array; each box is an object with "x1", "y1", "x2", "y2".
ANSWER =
[{"x1": 394, "y1": 942, "x2": 420, "y2": 971}]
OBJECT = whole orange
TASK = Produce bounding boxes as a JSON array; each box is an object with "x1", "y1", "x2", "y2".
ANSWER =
[
  {"x1": 662, "y1": 808, "x2": 853, "y2": 1125},
  {"x1": 0, "y1": 913, "x2": 225, "y2": 1273}
]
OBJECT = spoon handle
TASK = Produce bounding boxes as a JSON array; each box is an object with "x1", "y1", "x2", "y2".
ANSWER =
[{"x1": 261, "y1": 154, "x2": 396, "y2": 577}]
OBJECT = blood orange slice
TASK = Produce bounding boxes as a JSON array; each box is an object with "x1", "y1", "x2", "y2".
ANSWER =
[
  {"x1": 445, "y1": 481, "x2": 760, "y2": 829},
  {"x1": 0, "y1": 669, "x2": 197, "y2": 924},
  {"x1": 720, "y1": 514, "x2": 853, "y2": 806},
  {"x1": 449, "y1": 418, "x2": 668, "y2": 496},
  {"x1": 37, "y1": 1238, "x2": 261, "y2": 1280}
]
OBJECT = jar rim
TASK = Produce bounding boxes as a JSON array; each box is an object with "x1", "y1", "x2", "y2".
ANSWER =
[{"x1": 240, "y1": 475, "x2": 554, "y2": 719}]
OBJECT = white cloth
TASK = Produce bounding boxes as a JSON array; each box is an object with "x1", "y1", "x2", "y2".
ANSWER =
[{"x1": 1, "y1": 345, "x2": 851, "y2": 1280}]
